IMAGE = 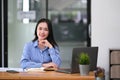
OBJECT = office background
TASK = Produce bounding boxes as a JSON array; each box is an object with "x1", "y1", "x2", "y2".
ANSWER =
[
  {"x1": 1, "y1": 0, "x2": 90, "y2": 69},
  {"x1": 1, "y1": 0, "x2": 120, "y2": 80}
]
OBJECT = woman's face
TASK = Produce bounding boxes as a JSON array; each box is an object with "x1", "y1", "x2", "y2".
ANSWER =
[{"x1": 37, "y1": 22, "x2": 49, "y2": 40}]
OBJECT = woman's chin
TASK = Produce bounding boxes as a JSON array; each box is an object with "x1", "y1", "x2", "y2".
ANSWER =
[{"x1": 38, "y1": 38, "x2": 46, "y2": 40}]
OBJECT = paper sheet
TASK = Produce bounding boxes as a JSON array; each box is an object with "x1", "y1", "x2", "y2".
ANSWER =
[{"x1": 0, "y1": 67, "x2": 24, "y2": 72}]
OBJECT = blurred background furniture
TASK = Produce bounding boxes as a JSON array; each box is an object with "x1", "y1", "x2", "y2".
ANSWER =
[{"x1": 109, "y1": 49, "x2": 120, "y2": 80}]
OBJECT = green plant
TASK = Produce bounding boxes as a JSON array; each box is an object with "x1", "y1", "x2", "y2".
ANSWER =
[{"x1": 78, "y1": 52, "x2": 90, "y2": 65}]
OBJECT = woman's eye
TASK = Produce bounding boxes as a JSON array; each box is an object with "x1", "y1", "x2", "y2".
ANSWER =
[
  {"x1": 44, "y1": 28, "x2": 48, "y2": 31},
  {"x1": 39, "y1": 27, "x2": 42, "y2": 30},
  {"x1": 38, "y1": 27, "x2": 48, "y2": 31}
]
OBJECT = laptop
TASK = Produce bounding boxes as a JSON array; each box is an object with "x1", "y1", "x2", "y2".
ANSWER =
[{"x1": 56, "y1": 47, "x2": 98, "y2": 74}]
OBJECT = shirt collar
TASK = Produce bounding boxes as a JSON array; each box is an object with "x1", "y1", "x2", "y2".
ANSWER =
[{"x1": 33, "y1": 40, "x2": 38, "y2": 47}]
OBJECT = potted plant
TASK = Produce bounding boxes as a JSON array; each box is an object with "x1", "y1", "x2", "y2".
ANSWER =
[{"x1": 78, "y1": 52, "x2": 90, "y2": 76}]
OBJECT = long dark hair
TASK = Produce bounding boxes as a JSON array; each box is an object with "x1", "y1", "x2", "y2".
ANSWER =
[{"x1": 32, "y1": 18, "x2": 58, "y2": 47}]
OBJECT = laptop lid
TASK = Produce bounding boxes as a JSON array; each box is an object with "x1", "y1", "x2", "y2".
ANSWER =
[{"x1": 71, "y1": 47, "x2": 98, "y2": 73}]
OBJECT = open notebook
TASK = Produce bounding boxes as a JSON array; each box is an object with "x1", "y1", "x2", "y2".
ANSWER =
[{"x1": 56, "y1": 47, "x2": 98, "y2": 74}]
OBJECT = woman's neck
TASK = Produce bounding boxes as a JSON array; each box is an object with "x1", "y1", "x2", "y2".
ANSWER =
[{"x1": 38, "y1": 44, "x2": 45, "y2": 49}]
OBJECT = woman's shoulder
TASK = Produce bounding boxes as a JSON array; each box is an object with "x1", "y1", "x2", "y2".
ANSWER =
[{"x1": 54, "y1": 46, "x2": 60, "y2": 50}]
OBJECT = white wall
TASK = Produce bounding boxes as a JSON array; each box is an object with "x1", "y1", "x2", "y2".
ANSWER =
[{"x1": 92, "y1": 0, "x2": 120, "y2": 80}]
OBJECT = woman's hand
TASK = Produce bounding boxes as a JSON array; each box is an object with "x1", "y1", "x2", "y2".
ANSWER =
[
  {"x1": 39, "y1": 40, "x2": 53, "y2": 48},
  {"x1": 42, "y1": 62, "x2": 58, "y2": 70}
]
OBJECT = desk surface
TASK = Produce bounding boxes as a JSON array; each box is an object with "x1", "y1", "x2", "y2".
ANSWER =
[{"x1": 0, "y1": 71, "x2": 95, "y2": 80}]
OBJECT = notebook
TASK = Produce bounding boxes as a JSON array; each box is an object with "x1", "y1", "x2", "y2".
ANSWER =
[{"x1": 56, "y1": 47, "x2": 98, "y2": 74}]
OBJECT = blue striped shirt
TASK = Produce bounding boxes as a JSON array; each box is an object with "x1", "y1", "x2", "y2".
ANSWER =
[{"x1": 20, "y1": 40, "x2": 61, "y2": 69}]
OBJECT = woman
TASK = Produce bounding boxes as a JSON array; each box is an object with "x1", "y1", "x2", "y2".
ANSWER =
[{"x1": 20, "y1": 18, "x2": 61, "y2": 69}]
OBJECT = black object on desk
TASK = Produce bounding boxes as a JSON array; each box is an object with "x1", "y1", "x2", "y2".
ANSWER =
[{"x1": 6, "y1": 70, "x2": 19, "y2": 73}]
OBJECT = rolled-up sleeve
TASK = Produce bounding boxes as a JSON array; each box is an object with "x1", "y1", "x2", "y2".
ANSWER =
[{"x1": 48, "y1": 47, "x2": 62, "y2": 67}]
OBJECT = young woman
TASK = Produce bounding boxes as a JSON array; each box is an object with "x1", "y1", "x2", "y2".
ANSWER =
[{"x1": 20, "y1": 18, "x2": 61, "y2": 69}]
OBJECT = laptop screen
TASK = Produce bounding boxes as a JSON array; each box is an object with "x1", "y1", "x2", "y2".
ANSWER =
[{"x1": 71, "y1": 47, "x2": 98, "y2": 72}]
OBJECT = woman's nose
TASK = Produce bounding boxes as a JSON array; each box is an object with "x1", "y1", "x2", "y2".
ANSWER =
[{"x1": 41, "y1": 29, "x2": 44, "y2": 33}]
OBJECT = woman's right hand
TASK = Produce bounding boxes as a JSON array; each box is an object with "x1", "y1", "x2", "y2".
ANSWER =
[{"x1": 39, "y1": 39, "x2": 53, "y2": 48}]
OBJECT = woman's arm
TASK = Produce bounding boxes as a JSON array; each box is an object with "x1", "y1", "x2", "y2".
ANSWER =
[
  {"x1": 39, "y1": 40, "x2": 62, "y2": 68},
  {"x1": 48, "y1": 47, "x2": 62, "y2": 68}
]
